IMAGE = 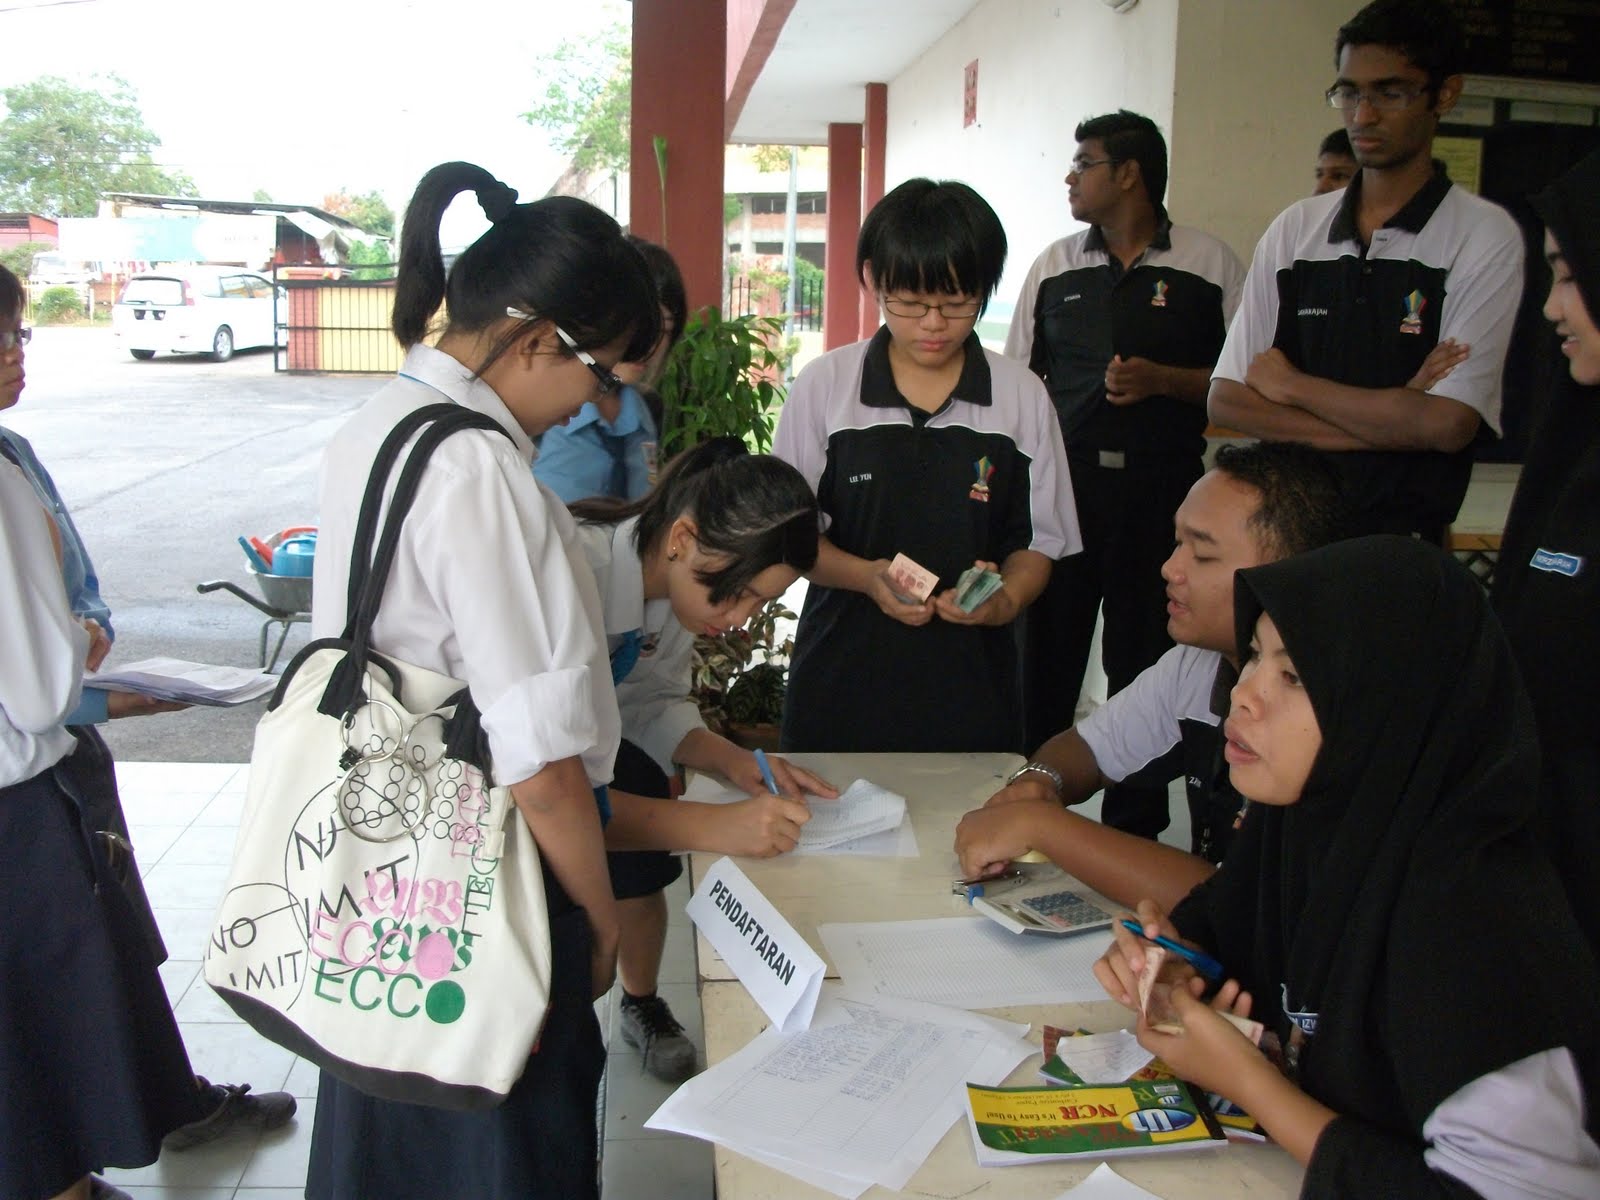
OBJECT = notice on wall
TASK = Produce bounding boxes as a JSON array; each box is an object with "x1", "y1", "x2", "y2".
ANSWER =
[{"x1": 1434, "y1": 136, "x2": 1484, "y2": 194}]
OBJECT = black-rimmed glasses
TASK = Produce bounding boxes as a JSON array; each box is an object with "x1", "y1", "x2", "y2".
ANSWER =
[
  {"x1": 880, "y1": 296, "x2": 983, "y2": 320},
  {"x1": 505, "y1": 307, "x2": 623, "y2": 394}
]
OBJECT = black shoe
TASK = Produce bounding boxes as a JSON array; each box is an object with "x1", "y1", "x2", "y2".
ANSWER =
[
  {"x1": 162, "y1": 1075, "x2": 298, "y2": 1150},
  {"x1": 619, "y1": 993, "x2": 697, "y2": 1083}
]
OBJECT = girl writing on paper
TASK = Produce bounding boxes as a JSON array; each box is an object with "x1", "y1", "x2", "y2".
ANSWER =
[
  {"x1": 1096, "y1": 535, "x2": 1600, "y2": 1197},
  {"x1": 569, "y1": 435, "x2": 835, "y2": 1081},
  {"x1": 771, "y1": 178, "x2": 1080, "y2": 754},
  {"x1": 305, "y1": 162, "x2": 659, "y2": 1199}
]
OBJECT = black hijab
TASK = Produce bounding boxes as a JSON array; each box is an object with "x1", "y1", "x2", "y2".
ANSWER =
[
  {"x1": 1495, "y1": 148, "x2": 1600, "y2": 957},
  {"x1": 1174, "y1": 536, "x2": 1599, "y2": 1139}
]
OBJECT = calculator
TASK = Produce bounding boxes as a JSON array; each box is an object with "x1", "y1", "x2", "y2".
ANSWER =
[{"x1": 972, "y1": 887, "x2": 1117, "y2": 936}]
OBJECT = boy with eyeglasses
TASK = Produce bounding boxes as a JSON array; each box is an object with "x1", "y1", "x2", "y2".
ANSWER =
[
  {"x1": 1006, "y1": 110, "x2": 1244, "y2": 841},
  {"x1": 772, "y1": 178, "x2": 1080, "y2": 754},
  {"x1": 1209, "y1": 0, "x2": 1522, "y2": 547}
]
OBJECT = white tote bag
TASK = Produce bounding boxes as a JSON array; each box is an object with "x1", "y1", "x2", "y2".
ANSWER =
[{"x1": 204, "y1": 404, "x2": 552, "y2": 1110}]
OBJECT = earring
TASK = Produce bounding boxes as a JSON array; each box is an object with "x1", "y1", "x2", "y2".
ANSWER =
[{"x1": 668, "y1": 549, "x2": 678, "y2": 562}]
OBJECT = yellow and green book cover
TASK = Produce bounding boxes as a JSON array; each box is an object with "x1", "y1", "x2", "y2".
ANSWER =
[{"x1": 965, "y1": 1080, "x2": 1227, "y2": 1165}]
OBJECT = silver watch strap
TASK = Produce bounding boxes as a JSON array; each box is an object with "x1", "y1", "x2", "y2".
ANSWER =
[{"x1": 1007, "y1": 761, "x2": 1064, "y2": 799}]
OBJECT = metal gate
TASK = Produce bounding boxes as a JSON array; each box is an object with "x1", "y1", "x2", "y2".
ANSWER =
[{"x1": 273, "y1": 265, "x2": 403, "y2": 374}]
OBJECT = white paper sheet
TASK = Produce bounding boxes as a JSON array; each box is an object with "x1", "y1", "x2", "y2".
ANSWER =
[
  {"x1": 682, "y1": 772, "x2": 919, "y2": 856},
  {"x1": 1051, "y1": 1030, "x2": 1155, "y2": 1083},
  {"x1": 1053, "y1": 1162, "x2": 1168, "y2": 1199},
  {"x1": 645, "y1": 988, "x2": 1032, "y2": 1192},
  {"x1": 687, "y1": 858, "x2": 826, "y2": 1031},
  {"x1": 820, "y1": 917, "x2": 1112, "y2": 1009},
  {"x1": 88, "y1": 656, "x2": 276, "y2": 706}
]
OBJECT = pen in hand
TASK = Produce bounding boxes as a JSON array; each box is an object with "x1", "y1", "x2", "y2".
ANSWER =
[
  {"x1": 1119, "y1": 918, "x2": 1225, "y2": 982},
  {"x1": 753, "y1": 748, "x2": 781, "y2": 796}
]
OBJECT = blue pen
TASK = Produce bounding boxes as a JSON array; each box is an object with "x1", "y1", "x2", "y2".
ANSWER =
[
  {"x1": 753, "y1": 748, "x2": 780, "y2": 795},
  {"x1": 1119, "y1": 918, "x2": 1225, "y2": 982}
]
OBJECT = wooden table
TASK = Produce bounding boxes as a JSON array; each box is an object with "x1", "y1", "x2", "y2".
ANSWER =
[{"x1": 688, "y1": 752, "x2": 1305, "y2": 1198}]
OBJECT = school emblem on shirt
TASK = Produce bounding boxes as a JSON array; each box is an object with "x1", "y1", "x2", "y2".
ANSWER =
[
  {"x1": 969, "y1": 456, "x2": 995, "y2": 502},
  {"x1": 1150, "y1": 280, "x2": 1169, "y2": 308},
  {"x1": 1399, "y1": 290, "x2": 1426, "y2": 335}
]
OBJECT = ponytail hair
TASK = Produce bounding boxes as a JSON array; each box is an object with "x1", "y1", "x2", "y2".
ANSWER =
[
  {"x1": 571, "y1": 436, "x2": 819, "y2": 604},
  {"x1": 393, "y1": 160, "x2": 660, "y2": 374}
]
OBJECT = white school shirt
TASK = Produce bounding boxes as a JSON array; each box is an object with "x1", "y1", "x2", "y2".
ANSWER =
[
  {"x1": 573, "y1": 516, "x2": 704, "y2": 778},
  {"x1": 311, "y1": 345, "x2": 620, "y2": 787},
  {"x1": 0, "y1": 460, "x2": 87, "y2": 785}
]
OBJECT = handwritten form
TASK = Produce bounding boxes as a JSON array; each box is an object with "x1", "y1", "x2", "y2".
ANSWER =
[
  {"x1": 646, "y1": 988, "x2": 1032, "y2": 1196},
  {"x1": 820, "y1": 917, "x2": 1111, "y2": 1008},
  {"x1": 1050, "y1": 1030, "x2": 1155, "y2": 1082},
  {"x1": 682, "y1": 773, "x2": 918, "y2": 856}
]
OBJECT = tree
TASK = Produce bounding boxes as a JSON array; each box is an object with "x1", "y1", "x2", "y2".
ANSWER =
[
  {"x1": 0, "y1": 241, "x2": 51, "y2": 280},
  {"x1": 321, "y1": 188, "x2": 395, "y2": 238},
  {"x1": 522, "y1": 20, "x2": 631, "y2": 175},
  {"x1": 0, "y1": 75, "x2": 195, "y2": 217},
  {"x1": 252, "y1": 187, "x2": 274, "y2": 202}
]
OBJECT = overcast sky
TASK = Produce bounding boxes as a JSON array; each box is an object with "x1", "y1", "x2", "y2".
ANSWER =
[{"x1": 0, "y1": 0, "x2": 629, "y2": 242}]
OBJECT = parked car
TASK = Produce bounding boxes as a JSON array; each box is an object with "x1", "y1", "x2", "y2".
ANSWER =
[
  {"x1": 28, "y1": 252, "x2": 101, "y2": 288},
  {"x1": 113, "y1": 268, "x2": 286, "y2": 362}
]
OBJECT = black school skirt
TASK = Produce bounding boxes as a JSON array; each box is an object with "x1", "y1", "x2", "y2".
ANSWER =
[
  {"x1": 0, "y1": 766, "x2": 201, "y2": 1198},
  {"x1": 305, "y1": 886, "x2": 606, "y2": 1200}
]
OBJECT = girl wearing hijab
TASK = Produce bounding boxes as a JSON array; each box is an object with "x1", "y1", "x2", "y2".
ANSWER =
[
  {"x1": 1494, "y1": 148, "x2": 1600, "y2": 960},
  {"x1": 305, "y1": 162, "x2": 658, "y2": 1199},
  {"x1": 569, "y1": 435, "x2": 836, "y2": 1082},
  {"x1": 1097, "y1": 535, "x2": 1600, "y2": 1197}
]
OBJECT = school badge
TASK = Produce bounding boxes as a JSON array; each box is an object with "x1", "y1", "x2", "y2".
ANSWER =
[
  {"x1": 1150, "y1": 279, "x2": 1168, "y2": 308},
  {"x1": 1399, "y1": 289, "x2": 1425, "y2": 335},
  {"x1": 969, "y1": 456, "x2": 995, "y2": 502}
]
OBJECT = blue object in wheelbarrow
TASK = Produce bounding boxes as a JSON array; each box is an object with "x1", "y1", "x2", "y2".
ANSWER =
[{"x1": 271, "y1": 534, "x2": 316, "y2": 578}]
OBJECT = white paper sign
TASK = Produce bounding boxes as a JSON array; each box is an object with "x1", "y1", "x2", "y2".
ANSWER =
[{"x1": 687, "y1": 857, "x2": 825, "y2": 1031}]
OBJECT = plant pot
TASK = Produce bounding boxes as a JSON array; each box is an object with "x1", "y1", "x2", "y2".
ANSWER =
[{"x1": 724, "y1": 721, "x2": 782, "y2": 752}]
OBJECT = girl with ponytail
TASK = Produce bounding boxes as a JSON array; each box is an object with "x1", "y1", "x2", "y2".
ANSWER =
[
  {"x1": 568, "y1": 436, "x2": 836, "y2": 1081},
  {"x1": 306, "y1": 161, "x2": 658, "y2": 1199}
]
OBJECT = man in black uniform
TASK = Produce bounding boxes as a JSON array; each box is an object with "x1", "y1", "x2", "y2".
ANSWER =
[
  {"x1": 1210, "y1": 0, "x2": 1522, "y2": 546},
  {"x1": 1007, "y1": 110, "x2": 1244, "y2": 839},
  {"x1": 954, "y1": 442, "x2": 1345, "y2": 912}
]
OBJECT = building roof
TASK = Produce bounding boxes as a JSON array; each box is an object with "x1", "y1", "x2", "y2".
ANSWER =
[{"x1": 100, "y1": 193, "x2": 369, "y2": 234}]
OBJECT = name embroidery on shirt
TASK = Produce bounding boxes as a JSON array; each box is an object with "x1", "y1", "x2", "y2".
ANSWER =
[
  {"x1": 1297, "y1": 307, "x2": 1329, "y2": 317},
  {"x1": 1531, "y1": 549, "x2": 1583, "y2": 577},
  {"x1": 1400, "y1": 290, "x2": 1426, "y2": 335},
  {"x1": 1151, "y1": 280, "x2": 1168, "y2": 307},
  {"x1": 969, "y1": 457, "x2": 995, "y2": 502},
  {"x1": 1280, "y1": 985, "x2": 1319, "y2": 1037}
]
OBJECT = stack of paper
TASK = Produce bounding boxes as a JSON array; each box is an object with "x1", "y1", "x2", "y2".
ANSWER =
[
  {"x1": 647, "y1": 988, "x2": 1034, "y2": 1198},
  {"x1": 797, "y1": 779, "x2": 906, "y2": 850},
  {"x1": 88, "y1": 657, "x2": 277, "y2": 707}
]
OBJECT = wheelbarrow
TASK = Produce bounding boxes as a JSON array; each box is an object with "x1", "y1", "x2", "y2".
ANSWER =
[{"x1": 198, "y1": 531, "x2": 316, "y2": 671}]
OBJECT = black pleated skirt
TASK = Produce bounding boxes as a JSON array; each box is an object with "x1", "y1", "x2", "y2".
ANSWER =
[
  {"x1": 305, "y1": 901, "x2": 606, "y2": 1199},
  {"x1": 0, "y1": 767, "x2": 202, "y2": 1198}
]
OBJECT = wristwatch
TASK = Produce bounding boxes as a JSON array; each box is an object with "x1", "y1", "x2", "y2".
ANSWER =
[{"x1": 1006, "y1": 761, "x2": 1064, "y2": 801}]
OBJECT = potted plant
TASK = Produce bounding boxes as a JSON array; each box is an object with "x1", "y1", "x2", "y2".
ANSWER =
[{"x1": 658, "y1": 305, "x2": 797, "y2": 744}]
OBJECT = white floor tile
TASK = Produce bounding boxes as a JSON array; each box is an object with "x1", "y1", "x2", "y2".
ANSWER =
[
  {"x1": 600, "y1": 1135, "x2": 713, "y2": 1200},
  {"x1": 283, "y1": 1055, "x2": 321, "y2": 1098},
  {"x1": 143, "y1": 861, "x2": 232, "y2": 909},
  {"x1": 175, "y1": 972, "x2": 246, "y2": 1023},
  {"x1": 234, "y1": 1190, "x2": 309, "y2": 1200},
  {"x1": 126, "y1": 823, "x2": 188, "y2": 867},
  {"x1": 154, "y1": 905, "x2": 223, "y2": 962},
  {"x1": 159, "y1": 957, "x2": 204, "y2": 1007},
  {"x1": 193, "y1": 790, "x2": 248, "y2": 827},
  {"x1": 116, "y1": 761, "x2": 242, "y2": 795},
  {"x1": 99, "y1": 1129, "x2": 256, "y2": 1189},
  {"x1": 237, "y1": 1098, "x2": 315, "y2": 1186},
  {"x1": 114, "y1": 1188, "x2": 236, "y2": 1199},
  {"x1": 162, "y1": 824, "x2": 245, "y2": 866},
  {"x1": 178, "y1": 1022, "x2": 297, "y2": 1094},
  {"x1": 119, "y1": 788, "x2": 216, "y2": 827}
]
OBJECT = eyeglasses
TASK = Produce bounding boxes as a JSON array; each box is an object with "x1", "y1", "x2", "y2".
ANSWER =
[
  {"x1": 0, "y1": 327, "x2": 32, "y2": 351},
  {"x1": 1325, "y1": 83, "x2": 1426, "y2": 111},
  {"x1": 1068, "y1": 156, "x2": 1118, "y2": 176},
  {"x1": 880, "y1": 296, "x2": 983, "y2": 320},
  {"x1": 505, "y1": 307, "x2": 623, "y2": 394}
]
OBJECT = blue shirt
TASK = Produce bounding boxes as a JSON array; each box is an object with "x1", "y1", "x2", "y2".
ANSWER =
[
  {"x1": 532, "y1": 386, "x2": 659, "y2": 503},
  {"x1": 0, "y1": 426, "x2": 112, "y2": 725}
]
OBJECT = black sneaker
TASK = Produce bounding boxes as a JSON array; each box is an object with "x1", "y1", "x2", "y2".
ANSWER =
[
  {"x1": 162, "y1": 1076, "x2": 298, "y2": 1151},
  {"x1": 618, "y1": 993, "x2": 697, "y2": 1082}
]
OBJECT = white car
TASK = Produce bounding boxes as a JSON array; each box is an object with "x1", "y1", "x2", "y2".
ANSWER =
[{"x1": 113, "y1": 268, "x2": 285, "y2": 362}]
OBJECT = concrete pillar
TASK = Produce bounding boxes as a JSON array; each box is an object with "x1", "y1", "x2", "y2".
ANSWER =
[
  {"x1": 631, "y1": 0, "x2": 727, "y2": 312},
  {"x1": 859, "y1": 82, "x2": 888, "y2": 341},
  {"x1": 823, "y1": 121, "x2": 863, "y2": 350}
]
